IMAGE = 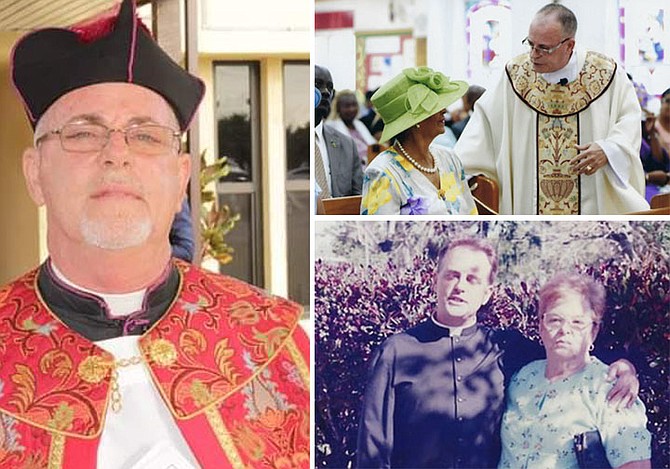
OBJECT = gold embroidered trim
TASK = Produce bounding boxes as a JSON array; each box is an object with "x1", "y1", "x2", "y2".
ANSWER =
[
  {"x1": 205, "y1": 406, "x2": 245, "y2": 469},
  {"x1": 504, "y1": 52, "x2": 613, "y2": 214},
  {"x1": 147, "y1": 338, "x2": 178, "y2": 367},
  {"x1": 537, "y1": 114, "x2": 580, "y2": 214},
  {"x1": 77, "y1": 355, "x2": 111, "y2": 384},
  {"x1": 143, "y1": 304, "x2": 305, "y2": 421},
  {"x1": 285, "y1": 337, "x2": 309, "y2": 388},
  {"x1": 48, "y1": 432, "x2": 65, "y2": 469},
  {"x1": 110, "y1": 356, "x2": 144, "y2": 413},
  {"x1": 0, "y1": 270, "x2": 114, "y2": 439},
  {"x1": 506, "y1": 51, "x2": 615, "y2": 116}
]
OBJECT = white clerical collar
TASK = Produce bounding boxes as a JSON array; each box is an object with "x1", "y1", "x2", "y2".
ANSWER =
[
  {"x1": 542, "y1": 50, "x2": 578, "y2": 85},
  {"x1": 50, "y1": 262, "x2": 146, "y2": 317},
  {"x1": 431, "y1": 314, "x2": 475, "y2": 337}
]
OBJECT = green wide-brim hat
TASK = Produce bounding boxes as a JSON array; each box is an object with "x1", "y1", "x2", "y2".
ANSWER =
[{"x1": 372, "y1": 66, "x2": 468, "y2": 143}]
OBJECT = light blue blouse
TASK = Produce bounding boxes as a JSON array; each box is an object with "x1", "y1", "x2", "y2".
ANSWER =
[{"x1": 499, "y1": 357, "x2": 651, "y2": 469}]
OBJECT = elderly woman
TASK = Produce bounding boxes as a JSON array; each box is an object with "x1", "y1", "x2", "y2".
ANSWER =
[
  {"x1": 360, "y1": 67, "x2": 478, "y2": 215},
  {"x1": 499, "y1": 274, "x2": 651, "y2": 469}
]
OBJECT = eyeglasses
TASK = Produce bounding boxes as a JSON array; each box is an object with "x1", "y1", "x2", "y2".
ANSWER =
[
  {"x1": 542, "y1": 314, "x2": 596, "y2": 332},
  {"x1": 522, "y1": 36, "x2": 572, "y2": 55},
  {"x1": 36, "y1": 122, "x2": 181, "y2": 155}
]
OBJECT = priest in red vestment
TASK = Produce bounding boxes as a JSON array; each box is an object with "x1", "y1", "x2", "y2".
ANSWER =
[{"x1": 0, "y1": 1, "x2": 309, "y2": 467}]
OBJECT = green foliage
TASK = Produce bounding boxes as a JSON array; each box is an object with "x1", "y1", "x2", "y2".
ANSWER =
[{"x1": 199, "y1": 150, "x2": 239, "y2": 264}]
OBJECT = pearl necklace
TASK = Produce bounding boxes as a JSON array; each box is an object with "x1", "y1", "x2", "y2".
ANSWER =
[{"x1": 394, "y1": 139, "x2": 437, "y2": 174}]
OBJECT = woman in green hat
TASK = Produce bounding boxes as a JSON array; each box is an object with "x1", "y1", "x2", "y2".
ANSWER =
[{"x1": 360, "y1": 67, "x2": 478, "y2": 215}]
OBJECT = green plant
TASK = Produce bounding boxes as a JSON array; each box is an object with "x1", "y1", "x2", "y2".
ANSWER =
[{"x1": 199, "y1": 150, "x2": 239, "y2": 264}]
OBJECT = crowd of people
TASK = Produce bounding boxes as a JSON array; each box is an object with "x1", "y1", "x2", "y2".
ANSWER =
[
  {"x1": 315, "y1": 3, "x2": 666, "y2": 215},
  {"x1": 640, "y1": 88, "x2": 670, "y2": 203}
]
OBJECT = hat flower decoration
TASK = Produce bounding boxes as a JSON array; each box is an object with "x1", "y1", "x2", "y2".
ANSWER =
[{"x1": 372, "y1": 66, "x2": 468, "y2": 142}]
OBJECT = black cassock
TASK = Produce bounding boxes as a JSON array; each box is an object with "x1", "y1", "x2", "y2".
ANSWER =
[{"x1": 356, "y1": 319, "x2": 541, "y2": 469}]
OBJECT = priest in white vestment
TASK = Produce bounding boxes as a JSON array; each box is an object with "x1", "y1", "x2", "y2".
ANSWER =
[{"x1": 455, "y1": 3, "x2": 649, "y2": 215}]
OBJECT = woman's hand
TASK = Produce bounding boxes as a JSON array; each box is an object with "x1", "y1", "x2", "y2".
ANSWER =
[
  {"x1": 646, "y1": 170, "x2": 670, "y2": 186},
  {"x1": 605, "y1": 359, "x2": 639, "y2": 409}
]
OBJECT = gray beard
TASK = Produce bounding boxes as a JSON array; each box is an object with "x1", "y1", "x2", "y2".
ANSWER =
[{"x1": 80, "y1": 217, "x2": 152, "y2": 250}]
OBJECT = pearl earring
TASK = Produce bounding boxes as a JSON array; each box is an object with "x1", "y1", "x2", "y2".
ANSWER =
[{"x1": 416, "y1": 123, "x2": 420, "y2": 128}]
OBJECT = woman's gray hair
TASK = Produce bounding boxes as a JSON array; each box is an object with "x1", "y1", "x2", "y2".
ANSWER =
[
  {"x1": 333, "y1": 89, "x2": 358, "y2": 115},
  {"x1": 538, "y1": 273, "x2": 606, "y2": 323}
]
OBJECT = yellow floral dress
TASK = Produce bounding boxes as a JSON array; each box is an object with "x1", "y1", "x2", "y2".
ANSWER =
[{"x1": 361, "y1": 146, "x2": 478, "y2": 215}]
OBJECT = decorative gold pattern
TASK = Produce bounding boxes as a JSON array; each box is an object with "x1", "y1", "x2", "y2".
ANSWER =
[
  {"x1": 506, "y1": 52, "x2": 616, "y2": 213},
  {"x1": 47, "y1": 432, "x2": 65, "y2": 469},
  {"x1": 77, "y1": 355, "x2": 110, "y2": 384},
  {"x1": 140, "y1": 263, "x2": 304, "y2": 419},
  {"x1": 0, "y1": 268, "x2": 112, "y2": 442},
  {"x1": 537, "y1": 115, "x2": 580, "y2": 213},
  {"x1": 506, "y1": 51, "x2": 616, "y2": 116},
  {"x1": 48, "y1": 403, "x2": 74, "y2": 431},
  {"x1": 284, "y1": 338, "x2": 309, "y2": 388},
  {"x1": 110, "y1": 356, "x2": 143, "y2": 413},
  {"x1": 0, "y1": 262, "x2": 309, "y2": 467},
  {"x1": 141, "y1": 263, "x2": 309, "y2": 466},
  {"x1": 148, "y1": 339, "x2": 178, "y2": 367},
  {"x1": 205, "y1": 406, "x2": 245, "y2": 469}
]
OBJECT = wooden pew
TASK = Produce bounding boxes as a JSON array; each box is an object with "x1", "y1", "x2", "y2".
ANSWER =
[{"x1": 322, "y1": 195, "x2": 363, "y2": 215}]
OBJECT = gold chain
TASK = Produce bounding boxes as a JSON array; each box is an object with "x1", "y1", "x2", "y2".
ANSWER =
[{"x1": 109, "y1": 355, "x2": 143, "y2": 413}]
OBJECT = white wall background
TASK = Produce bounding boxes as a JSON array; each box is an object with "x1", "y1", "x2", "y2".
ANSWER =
[{"x1": 200, "y1": 0, "x2": 311, "y2": 54}]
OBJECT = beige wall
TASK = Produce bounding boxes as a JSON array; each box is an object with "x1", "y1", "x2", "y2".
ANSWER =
[{"x1": 0, "y1": 32, "x2": 40, "y2": 285}]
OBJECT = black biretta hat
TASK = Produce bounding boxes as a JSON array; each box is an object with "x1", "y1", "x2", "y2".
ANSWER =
[{"x1": 11, "y1": 0, "x2": 204, "y2": 131}]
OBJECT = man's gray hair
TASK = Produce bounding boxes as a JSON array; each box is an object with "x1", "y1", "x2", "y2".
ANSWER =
[{"x1": 536, "y1": 3, "x2": 578, "y2": 38}]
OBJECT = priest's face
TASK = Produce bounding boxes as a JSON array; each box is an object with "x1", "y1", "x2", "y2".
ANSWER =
[
  {"x1": 434, "y1": 246, "x2": 494, "y2": 327},
  {"x1": 22, "y1": 83, "x2": 190, "y2": 255},
  {"x1": 526, "y1": 14, "x2": 575, "y2": 74}
]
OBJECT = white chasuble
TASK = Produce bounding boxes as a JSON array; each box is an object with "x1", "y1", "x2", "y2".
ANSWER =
[{"x1": 455, "y1": 50, "x2": 649, "y2": 215}]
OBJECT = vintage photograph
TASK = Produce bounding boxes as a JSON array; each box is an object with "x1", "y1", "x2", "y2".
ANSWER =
[{"x1": 315, "y1": 220, "x2": 668, "y2": 468}]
